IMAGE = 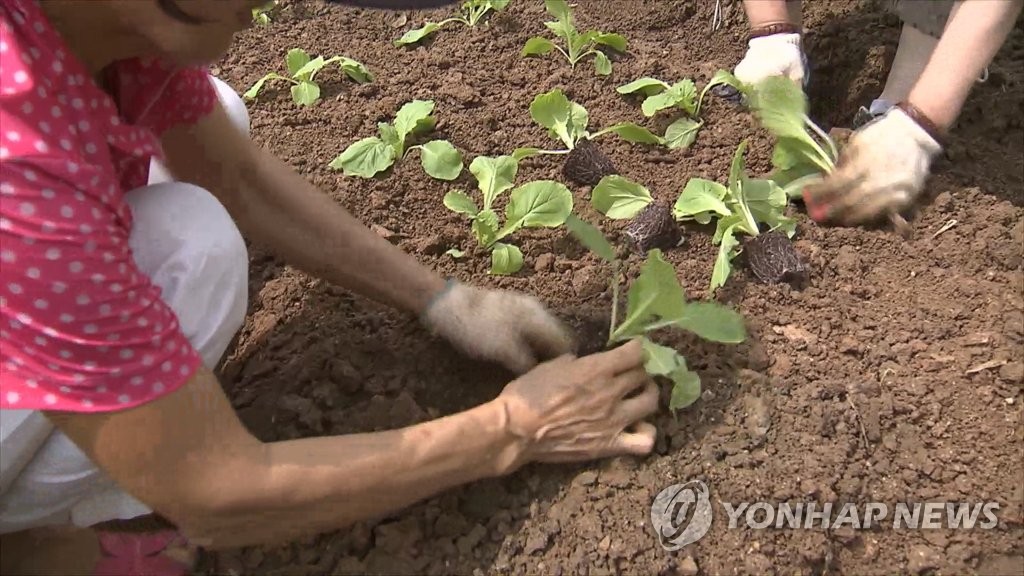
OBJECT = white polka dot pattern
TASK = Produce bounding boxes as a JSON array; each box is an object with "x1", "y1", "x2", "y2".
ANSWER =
[{"x1": 1, "y1": 0, "x2": 217, "y2": 412}]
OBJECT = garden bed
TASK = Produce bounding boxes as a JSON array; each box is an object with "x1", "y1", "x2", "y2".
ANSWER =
[{"x1": 203, "y1": 0, "x2": 1023, "y2": 574}]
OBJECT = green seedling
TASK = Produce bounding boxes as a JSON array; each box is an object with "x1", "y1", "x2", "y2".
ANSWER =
[
  {"x1": 244, "y1": 48, "x2": 372, "y2": 106},
  {"x1": 329, "y1": 100, "x2": 464, "y2": 181},
  {"x1": 746, "y1": 76, "x2": 838, "y2": 197},
  {"x1": 251, "y1": 1, "x2": 276, "y2": 24},
  {"x1": 586, "y1": 142, "x2": 793, "y2": 291},
  {"x1": 443, "y1": 155, "x2": 573, "y2": 275},
  {"x1": 674, "y1": 140, "x2": 794, "y2": 291},
  {"x1": 522, "y1": 0, "x2": 627, "y2": 76},
  {"x1": 395, "y1": 0, "x2": 510, "y2": 46},
  {"x1": 564, "y1": 215, "x2": 747, "y2": 412},
  {"x1": 513, "y1": 88, "x2": 664, "y2": 160},
  {"x1": 616, "y1": 69, "x2": 746, "y2": 150}
]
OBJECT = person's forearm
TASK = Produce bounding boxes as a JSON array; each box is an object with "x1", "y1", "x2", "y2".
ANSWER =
[
  {"x1": 743, "y1": 0, "x2": 801, "y2": 28},
  {"x1": 907, "y1": 0, "x2": 1022, "y2": 130},
  {"x1": 193, "y1": 398, "x2": 521, "y2": 549},
  {"x1": 231, "y1": 146, "x2": 446, "y2": 314}
]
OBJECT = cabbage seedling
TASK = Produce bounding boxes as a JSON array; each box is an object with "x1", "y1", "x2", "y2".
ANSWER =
[
  {"x1": 616, "y1": 69, "x2": 746, "y2": 150},
  {"x1": 745, "y1": 76, "x2": 838, "y2": 198},
  {"x1": 244, "y1": 48, "x2": 373, "y2": 106},
  {"x1": 443, "y1": 155, "x2": 573, "y2": 275},
  {"x1": 564, "y1": 215, "x2": 747, "y2": 412},
  {"x1": 395, "y1": 0, "x2": 510, "y2": 46},
  {"x1": 674, "y1": 140, "x2": 794, "y2": 291},
  {"x1": 329, "y1": 100, "x2": 464, "y2": 181},
  {"x1": 514, "y1": 89, "x2": 664, "y2": 185},
  {"x1": 522, "y1": 0, "x2": 627, "y2": 76}
]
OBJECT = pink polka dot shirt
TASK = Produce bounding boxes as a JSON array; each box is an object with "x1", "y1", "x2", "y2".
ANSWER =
[{"x1": 1, "y1": 0, "x2": 218, "y2": 412}]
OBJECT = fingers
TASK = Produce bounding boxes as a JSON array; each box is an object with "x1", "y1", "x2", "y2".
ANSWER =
[
  {"x1": 517, "y1": 299, "x2": 576, "y2": 361},
  {"x1": 598, "y1": 338, "x2": 646, "y2": 375},
  {"x1": 612, "y1": 422, "x2": 657, "y2": 456},
  {"x1": 615, "y1": 380, "x2": 659, "y2": 424},
  {"x1": 495, "y1": 340, "x2": 539, "y2": 375},
  {"x1": 611, "y1": 366, "x2": 653, "y2": 399},
  {"x1": 802, "y1": 152, "x2": 869, "y2": 223}
]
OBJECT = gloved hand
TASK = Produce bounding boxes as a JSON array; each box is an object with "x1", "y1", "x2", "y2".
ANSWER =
[
  {"x1": 421, "y1": 280, "x2": 575, "y2": 374},
  {"x1": 802, "y1": 105, "x2": 943, "y2": 226},
  {"x1": 734, "y1": 33, "x2": 807, "y2": 86}
]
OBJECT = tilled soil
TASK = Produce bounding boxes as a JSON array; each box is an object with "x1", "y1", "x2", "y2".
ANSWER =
[{"x1": 203, "y1": 1, "x2": 1024, "y2": 574}]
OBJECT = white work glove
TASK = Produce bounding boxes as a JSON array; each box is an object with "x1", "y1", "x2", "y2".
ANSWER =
[
  {"x1": 421, "y1": 280, "x2": 575, "y2": 374},
  {"x1": 803, "y1": 106, "x2": 942, "y2": 226},
  {"x1": 734, "y1": 33, "x2": 807, "y2": 86}
]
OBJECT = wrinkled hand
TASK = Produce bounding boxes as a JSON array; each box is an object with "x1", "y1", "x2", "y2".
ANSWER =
[
  {"x1": 734, "y1": 33, "x2": 806, "y2": 86},
  {"x1": 421, "y1": 281, "x2": 574, "y2": 374},
  {"x1": 803, "y1": 107, "x2": 942, "y2": 226},
  {"x1": 497, "y1": 339, "x2": 658, "y2": 465}
]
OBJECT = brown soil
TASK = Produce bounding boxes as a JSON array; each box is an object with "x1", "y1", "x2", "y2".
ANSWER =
[{"x1": 202, "y1": 1, "x2": 1024, "y2": 574}]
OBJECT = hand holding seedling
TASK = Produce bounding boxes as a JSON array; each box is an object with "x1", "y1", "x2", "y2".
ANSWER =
[
  {"x1": 802, "y1": 105, "x2": 942, "y2": 227},
  {"x1": 421, "y1": 280, "x2": 575, "y2": 374},
  {"x1": 497, "y1": 339, "x2": 659, "y2": 464}
]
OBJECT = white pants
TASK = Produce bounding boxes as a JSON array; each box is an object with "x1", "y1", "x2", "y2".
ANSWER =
[{"x1": 0, "y1": 77, "x2": 250, "y2": 534}]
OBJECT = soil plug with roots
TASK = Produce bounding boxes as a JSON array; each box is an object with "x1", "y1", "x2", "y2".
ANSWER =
[{"x1": 562, "y1": 139, "x2": 617, "y2": 186}]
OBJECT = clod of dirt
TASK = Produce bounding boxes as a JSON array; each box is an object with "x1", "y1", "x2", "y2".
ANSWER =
[
  {"x1": 563, "y1": 139, "x2": 617, "y2": 186},
  {"x1": 624, "y1": 201, "x2": 682, "y2": 254},
  {"x1": 743, "y1": 231, "x2": 809, "y2": 284}
]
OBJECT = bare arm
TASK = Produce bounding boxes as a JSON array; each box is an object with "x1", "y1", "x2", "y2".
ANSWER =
[
  {"x1": 45, "y1": 367, "x2": 521, "y2": 549},
  {"x1": 158, "y1": 105, "x2": 445, "y2": 316},
  {"x1": 907, "y1": 0, "x2": 1023, "y2": 130},
  {"x1": 743, "y1": 0, "x2": 801, "y2": 28},
  {"x1": 43, "y1": 342, "x2": 657, "y2": 549}
]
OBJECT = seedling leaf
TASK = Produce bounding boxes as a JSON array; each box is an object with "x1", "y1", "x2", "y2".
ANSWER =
[
  {"x1": 614, "y1": 249, "x2": 686, "y2": 340},
  {"x1": 593, "y1": 32, "x2": 627, "y2": 52},
  {"x1": 490, "y1": 243, "x2": 524, "y2": 275},
  {"x1": 565, "y1": 215, "x2": 616, "y2": 263},
  {"x1": 642, "y1": 339, "x2": 682, "y2": 376},
  {"x1": 286, "y1": 48, "x2": 310, "y2": 76},
  {"x1": 394, "y1": 100, "x2": 436, "y2": 144},
  {"x1": 443, "y1": 190, "x2": 478, "y2": 217},
  {"x1": 674, "y1": 178, "x2": 730, "y2": 224},
  {"x1": 395, "y1": 22, "x2": 443, "y2": 46},
  {"x1": 668, "y1": 302, "x2": 747, "y2": 344},
  {"x1": 598, "y1": 122, "x2": 665, "y2": 145},
  {"x1": 470, "y1": 155, "x2": 518, "y2": 210},
  {"x1": 617, "y1": 77, "x2": 669, "y2": 96},
  {"x1": 419, "y1": 140, "x2": 464, "y2": 181},
  {"x1": 445, "y1": 248, "x2": 466, "y2": 258},
  {"x1": 592, "y1": 175, "x2": 653, "y2": 219},
  {"x1": 523, "y1": 37, "x2": 555, "y2": 56},
  {"x1": 501, "y1": 180, "x2": 573, "y2": 234},
  {"x1": 291, "y1": 80, "x2": 320, "y2": 106},
  {"x1": 530, "y1": 89, "x2": 574, "y2": 149},
  {"x1": 710, "y1": 224, "x2": 740, "y2": 291},
  {"x1": 593, "y1": 51, "x2": 612, "y2": 75},
  {"x1": 338, "y1": 57, "x2": 374, "y2": 83},
  {"x1": 473, "y1": 210, "x2": 500, "y2": 246},
  {"x1": 664, "y1": 118, "x2": 701, "y2": 150},
  {"x1": 668, "y1": 365, "x2": 701, "y2": 411},
  {"x1": 328, "y1": 137, "x2": 396, "y2": 178}
]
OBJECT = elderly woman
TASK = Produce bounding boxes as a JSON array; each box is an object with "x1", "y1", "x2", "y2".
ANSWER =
[
  {"x1": 733, "y1": 0, "x2": 1022, "y2": 226},
  {"x1": 0, "y1": 1, "x2": 659, "y2": 573}
]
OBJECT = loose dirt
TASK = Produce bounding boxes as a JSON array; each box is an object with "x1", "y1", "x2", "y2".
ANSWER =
[{"x1": 203, "y1": 1, "x2": 1023, "y2": 574}]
